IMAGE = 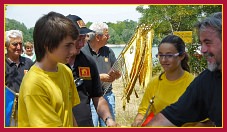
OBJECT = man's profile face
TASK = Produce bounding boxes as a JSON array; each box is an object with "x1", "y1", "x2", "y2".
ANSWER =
[
  {"x1": 98, "y1": 29, "x2": 110, "y2": 47},
  {"x1": 200, "y1": 27, "x2": 222, "y2": 71},
  {"x1": 74, "y1": 34, "x2": 87, "y2": 55}
]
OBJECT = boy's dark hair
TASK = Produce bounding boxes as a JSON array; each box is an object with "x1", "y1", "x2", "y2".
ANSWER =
[{"x1": 33, "y1": 11, "x2": 79, "y2": 62}]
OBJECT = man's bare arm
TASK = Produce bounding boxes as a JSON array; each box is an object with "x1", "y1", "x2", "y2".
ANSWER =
[{"x1": 92, "y1": 97, "x2": 119, "y2": 127}]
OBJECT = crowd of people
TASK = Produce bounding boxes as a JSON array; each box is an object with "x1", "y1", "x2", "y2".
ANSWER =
[{"x1": 5, "y1": 11, "x2": 222, "y2": 127}]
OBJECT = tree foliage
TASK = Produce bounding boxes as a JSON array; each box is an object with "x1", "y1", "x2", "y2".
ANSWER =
[
  {"x1": 5, "y1": 18, "x2": 138, "y2": 45},
  {"x1": 106, "y1": 20, "x2": 138, "y2": 44},
  {"x1": 137, "y1": 5, "x2": 221, "y2": 35},
  {"x1": 5, "y1": 18, "x2": 34, "y2": 43},
  {"x1": 137, "y1": 5, "x2": 222, "y2": 75}
]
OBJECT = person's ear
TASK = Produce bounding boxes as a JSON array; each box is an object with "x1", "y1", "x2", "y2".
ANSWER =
[
  {"x1": 95, "y1": 34, "x2": 101, "y2": 41},
  {"x1": 180, "y1": 52, "x2": 186, "y2": 61}
]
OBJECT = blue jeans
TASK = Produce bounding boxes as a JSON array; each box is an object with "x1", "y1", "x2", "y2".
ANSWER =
[{"x1": 90, "y1": 91, "x2": 115, "y2": 127}]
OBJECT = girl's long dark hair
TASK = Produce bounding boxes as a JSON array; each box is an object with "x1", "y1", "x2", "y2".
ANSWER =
[{"x1": 158, "y1": 35, "x2": 190, "y2": 80}]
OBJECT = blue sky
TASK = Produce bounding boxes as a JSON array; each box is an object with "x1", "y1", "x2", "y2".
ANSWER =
[{"x1": 6, "y1": 5, "x2": 142, "y2": 28}]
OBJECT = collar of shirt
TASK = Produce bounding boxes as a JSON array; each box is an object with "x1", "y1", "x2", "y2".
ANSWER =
[
  {"x1": 6, "y1": 56, "x2": 25, "y2": 67},
  {"x1": 87, "y1": 43, "x2": 99, "y2": 55}
]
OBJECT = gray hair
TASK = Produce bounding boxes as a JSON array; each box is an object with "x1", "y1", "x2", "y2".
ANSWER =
[
  {"x1": 89, "y1": 22, "x2": 108, "y2": 41},
  {"x1": 195, "y1": 12, "x2": 222, "y2": 40},
  {"x1": 5, "y1": 30, "x2": 23, "y2": 47}
]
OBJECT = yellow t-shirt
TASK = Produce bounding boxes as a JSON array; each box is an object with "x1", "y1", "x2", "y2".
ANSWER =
[
  {"x1": 18, "y1": 63, "x2": 80, "y2": 127},
  {"x1": 138, "y1": 71, "x2": 194, "y2": 115}
]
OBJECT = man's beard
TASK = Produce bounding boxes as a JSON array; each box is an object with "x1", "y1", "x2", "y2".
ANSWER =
[
  {"x1": 204, "y1": 52, "x2": 220, "y2": 72},
  {"x1": 207, "y1": 61, "x2": 218, "y2": 71}
]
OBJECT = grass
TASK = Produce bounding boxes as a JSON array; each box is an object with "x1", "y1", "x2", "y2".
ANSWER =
[{"x1": 112, "y1": 79, "x2": 145, "y2": 127}]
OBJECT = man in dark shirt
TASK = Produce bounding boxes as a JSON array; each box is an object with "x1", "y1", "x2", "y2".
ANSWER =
[
  {"x1": 5, "y1": 30, "x2": 33, "y2": 126},
  {"x1": 146, "y1": 12, "x2": 222, "y2": 127},
  {"x1": 66, "y1": 14, "x2": 118, "y2": 127},
  {"x1": 5, "y1": 30, "x2": 34, "y2": 93}
]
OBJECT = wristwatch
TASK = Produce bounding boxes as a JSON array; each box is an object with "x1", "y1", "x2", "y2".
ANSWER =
[{"x1": 105, "y1": 116, "x2": 113, "y2": 125}]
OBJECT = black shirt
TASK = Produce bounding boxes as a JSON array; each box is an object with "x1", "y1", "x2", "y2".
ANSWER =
[
  {"x1": 5, "y1": 56, "x2": 34, "y2": 93},
  {"x1": 67, "y1": 51, "x2": 103, "y2": 127},
  {"x1": 161, "y1": 69, "x2": 222, "y2": 127},
  {"x1": 82, "y1": 43, "x2": 116, "y2": 93}
]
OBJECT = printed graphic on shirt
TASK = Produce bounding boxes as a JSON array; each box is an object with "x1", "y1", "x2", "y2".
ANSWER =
[
  {"x1": 78, "y1": 67, "x2": 91, "y2": 78},
  {"x1": 104, "y1": 57, "x2": 108, "y2": 62}
]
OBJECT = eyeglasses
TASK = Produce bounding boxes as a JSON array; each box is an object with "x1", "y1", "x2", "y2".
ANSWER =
[
  {"x1": 156, "y1": 52, "x2": 180, "y2": 60},
  {"x1": 104, "y1": 34, "x2": 110, "y2": 38},
  {"x1": 99, "y1": 34, "x2": 110, "y2": 39},
  {"x1": 11, "y1": 42, "x2": 23, "y2": 47}
]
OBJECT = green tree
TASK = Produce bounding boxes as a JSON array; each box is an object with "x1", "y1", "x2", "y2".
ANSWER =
[
  {"x1": 107, "y1": 20, "x2": 137, "y2": 44},
  {"x1": 121, "y1": 20, "x2": 138, "y2": 43},
  {"x1": 5, "y1": 18, "x2": 34, "y2": 43},
  {"x1": 197, "y1": 5, "x2": 222, "y2": 17},
  {"x1": 136, "y1": 5, "x2": 199, "y2": 34},
  {"x1": 121, "y1": 29, "x2": 134, "y2": 44},
  {"x1": 108, "y1": 27, "x2": 122, "y2": 44},
  {"x1": 136, "y1": 5, "x2": 221, "y2": 75},
  {"x1": 136, "y1": 5, "x2": 221, "y2": 36},
  {"x1": 86, "y1": 21, "x2": 92, "y2": 29}
]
